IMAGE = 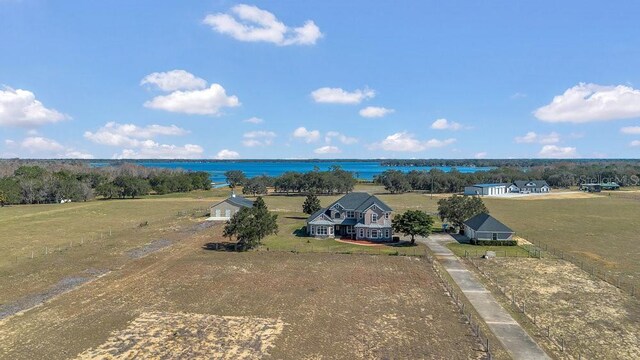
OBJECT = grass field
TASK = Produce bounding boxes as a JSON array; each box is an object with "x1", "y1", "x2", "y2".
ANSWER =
[
  {"x1": 483, "y1": 193, "x2": 640, "y2": 288},
  {"x1": 474, "y1": 257, "x2": 640, "y2": 359},
  {"x1": 0, "y1": 224, "x2": 484, "y2": 360}
]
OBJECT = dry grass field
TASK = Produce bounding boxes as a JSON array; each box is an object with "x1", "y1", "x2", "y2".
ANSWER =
[
  {"x1": 474, "y1": 257, "x2": 640, "y2": 359},
  {"x1": 0, "y1": 224, "x2": 484, "y2": 360},
  {"x1": 483, "y1": 194, "x2": 640, "y2": 288}
]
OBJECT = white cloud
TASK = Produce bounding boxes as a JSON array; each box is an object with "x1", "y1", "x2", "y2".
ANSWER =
[
  {"x1": 140, "y1": 70, "x2": 207, "y2": 92},
  {"x1": 630, "y1": 140, "x2": 640, "y2": 147},
  {"x1": 0, "y1": 87, "x2": 69, "y2": 127},
  {"x1": 620, "y1": 126, "x2": 640, "y2": 135},
  {"x1": 372, "y1": 132, "x2": 456, "y2": 152},
  {"x1": 314, "y1": 145, "x2": 340, "y2": 154},
  {"x1": 17, "y1": 136, "x2": 94, "y2": 158},
  {"x1": 430, "y1": 118, "x2": 465, "y2": 131},
  {"x1": 21, "y1": 136, "x2": 64, "y2": 152},
  {"x1": 114, "y1": 143, "x2": 204, "y2": 159},
  {"x1": 325, "y1": 131, "x2": 357, "y2": 145},
  {"x1": 4, "y1": 139, "x2": 16, "y2": 146},
  {"x1": 292, "y1": 127, "x2": 320, "y2": 143},
  {"x1": 474, "y1": 152, "x2": 488, "y2": 159},
  {"x1": 311, "y1": 87, "x2": 375, "y2": 104},
  {"x1": 514, "y1": 131, "x2": 560, "y2": 144},
  {"x1": 359, "y1": 106, "x2": 394, "y2": 118},
  {"x1": 64, "y1": 150, "x2": 94, "y2": 159},
  {"x1": 242, "y1": 130, "x2": 276, "y2": 147},
  {"x1": 203, "y1": 4, "x2": 322, "y2": 46},
  {"x1": 215, "y1": 149, "x2": 240, "y2": 159},
  {"x1": 84, "y1": 122, "x2": 189, "y2": 147},
  {"x1": 538, "y1": 145, "x2": 578, "y2": 158},
  {"x1": 243, "y1": 116, "x2": 264, "y2": 124},
  {"x1": 535, "y1": 83, "x2": 640, "y2": 123},
  {"x1": 510, "y1": 92, "x2": 527, "y2": 99},
  {"x1": 144, "y1": 84, "x2": 240, "y2": 115}
]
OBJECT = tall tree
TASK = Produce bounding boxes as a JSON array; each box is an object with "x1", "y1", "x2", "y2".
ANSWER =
[
  {"x1": 223, "y1": 196, "x2": 278, "y2": 249},
  {"x1": 392, "y1": 210, "x2": 434, "y2": 244},
  {"x1": 437, "y1": 195, "x2": 488, "y2": 230},
  {"x1": 224, "y1": 170, "x2": 246, "y2": 189},
  {"x1": 302, "y1": 194, "x2": 322, "y2": 214}
]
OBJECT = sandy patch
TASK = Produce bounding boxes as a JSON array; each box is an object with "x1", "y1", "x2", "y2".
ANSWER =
[{"x1": 76, "y1": 312, "x2": 285, "y2": 359}]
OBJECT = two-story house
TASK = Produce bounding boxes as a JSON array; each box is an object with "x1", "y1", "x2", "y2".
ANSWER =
[{"x1": 306, "y1": 192, "x2": 393, "y2": 241}]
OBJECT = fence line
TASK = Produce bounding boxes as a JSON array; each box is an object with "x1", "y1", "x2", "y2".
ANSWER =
[
  {"x1": 5, "y1": 207, "x2": 210, "y2": 267},
  {"x1": 469, "y1": 257, "x2": 609, "y2": 359}
]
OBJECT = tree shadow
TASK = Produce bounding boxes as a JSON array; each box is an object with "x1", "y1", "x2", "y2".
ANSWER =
[
  {"x1": 292, "y1": 227, "x2": 307, "y2": 237},
  {"x1": 285, "y1": 216, "x2": 308, "y2": 220},
  {"x1": 202, "y1": 242, "x2": 247, "y2": 252},
  {"x1": 451, "y1": 234, "x2": 470, "y2": 244},
  {"x1": 384, "y1": 240, "x2": 417, "y2": 247}
]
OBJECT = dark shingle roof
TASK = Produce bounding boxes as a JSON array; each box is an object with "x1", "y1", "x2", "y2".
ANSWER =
[
  {"x1": 463, "y1": 213, "x2": 514, "y2": 233},
  {"x1": 327, "y1": 192, "x2": 392, "y2": 212},
  {"x1": 513, "y1": 180, "x2": 549, "y2": 189},
  {"x1": 226, "y1": 195, "x2": 254, "y2": 208}
]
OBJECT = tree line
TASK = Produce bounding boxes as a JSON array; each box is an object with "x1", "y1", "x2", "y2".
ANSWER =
[
  {"x1": 225, "y1": 166, "x2": 357, "y2": 196},
  {"x1": 374, "y1": 163, "x2": 640, "y2": 194},
  {"x1": 0, "y1": 162, "x2": 211, "y2": 206}
]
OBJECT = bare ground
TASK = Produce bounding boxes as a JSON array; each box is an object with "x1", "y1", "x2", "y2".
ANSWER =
[
  {"x1": 475, "y1": 257, "x2": 640, "y2": 359},
  {"x1": 0, "y1": 225, "x2": 484, "y2": 360}
]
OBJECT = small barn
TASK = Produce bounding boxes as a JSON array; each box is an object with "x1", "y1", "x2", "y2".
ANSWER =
[
  {"x1": 463, "y1": 213, "x2": 515, "y2": 243},
  {"x1": 207, "y1": 194, "x2": 254, "y2": 221},
  {"x1": 464, "y1": 183, "x2": 510, "y2": 196}
]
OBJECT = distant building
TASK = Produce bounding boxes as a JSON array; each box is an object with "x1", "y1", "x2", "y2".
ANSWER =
[
  {"x1": 579, "y1": 182, "x2": 619, "y2": 192},
  {"x1": 464, "y1": 180, "x2": 550, "y2": 196},
  {"x1": 208, "y1": 194, "x2": 254, "y2": 221},
  {"x1": 306, "y1": 192, "x2": 393, "y2": 241},
  {"x1": 464, "y1": 183, "x2": 511, "y2": 196},
  {"x1": 509, "y1": 180, "x2": 550, "y2": 194},
  {"x1": 463, "y1": 213, "x2": 515, "y2": 242}
]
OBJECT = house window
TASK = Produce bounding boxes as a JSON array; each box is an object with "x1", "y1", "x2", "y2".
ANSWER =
[
  {"x1": 371, "y1": 229, "x2": 379, "y2": 238},
  {"x1": 384, "y1": 213, "x2": 389, "y2": 220},
  {"x1": 359, "y1": 229, "x2": 364, "y2": 238},
  {"x1": 334, "y1": 212, "x2": 341, "y2": 219},
  {"x1": 371, "y1": 213, "x2": 378, "y2": 223},
  {"x1": 359, "y1": 212, "x2": 363, "y2": 219},
  {"x1": 385, "y1": 229, "x2": 390, "y2": 238},
  {"x1": 492, "y1": 233, "x2": 498, "y2": 240},
  {"x1": 347, "y1": 211, "x2": 354, "y2": 218},
  {"x1": 317, "y1": 227, "x2": 328, "y2": 235}
]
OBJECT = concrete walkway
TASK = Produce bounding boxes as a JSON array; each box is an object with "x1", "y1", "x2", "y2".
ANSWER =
[{"x1": 419, "y1": 234, "x2": 551, "y2": 360}]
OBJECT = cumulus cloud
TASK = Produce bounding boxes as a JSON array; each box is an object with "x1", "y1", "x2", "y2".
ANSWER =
[
  {"x1": 314, "y1": 145, "x2": 340, "y2": 154},
  {"x1": 292, "y1": 127, "x2": 320, "y2": 143},
  {"x1": 359, "y1": 106, "x2": 394, "y2": 118},
  {"x1": 630, "y1": 140, "x2": 640, "y2": 147},
  {"x1": 140, "y1": 70, "x2": 207, "y2": 92},
  {"x1": 474, "y1": 152, "x2": 488, "y2": 159},
  {"x1": 242, "y1": 130, "x2": 276, "y2": 147},
  {"x1": 535, "y1": 83, "x2": 640, "y2": 123},
  {"x1": 620, "y1": 126, "x2": 640, "y2": 135},
  {"x1": 0, "y1": 87, "x2": 69, "y2": 127},
  {"x1": 325, "y1": 131, "x2": 357, "y2": 145},
  {"x1": 371, "y1": 132, "x2": 456, "y2": 152},
  {"x1": 203, "y1": 4, "x2": 322, "y2": 46},
  {"x1": 538, "y1": 145, "x2": 578, "y2": 158},
  {"x1": 243, "y1": 116, "x2": 264, "y2": 124},
  {"x1": 18, "y1": 136, "x2": 94, "y2": 158},
  {"x1": 431, "y1": 118, "x2": 465, "y2": 131},
  {"x1": 84, "y1": 122, "x2": 189, "y2": 147},
  {"x1": 114, "y1": 143, "x2": 204, "y2": 159},
  {"x1": 215, "y1": 149, "x2": 240, "y2": 159},
  {"x1": 514, "y1": 131, "x2": 560, "y2": 144},
  {"x1": 144, "y1": 84, "x2": 240, "y2": 115},
  {"x1": 311, "y1": 87, "x2": 375, "y2": 104}
]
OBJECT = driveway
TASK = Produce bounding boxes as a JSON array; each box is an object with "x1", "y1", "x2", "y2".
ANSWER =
[{"x1": 418, "y1": 233, "x2": 551, "y2": 360}]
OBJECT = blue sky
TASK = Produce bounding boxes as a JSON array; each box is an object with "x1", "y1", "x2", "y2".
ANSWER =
[{"x1": 2, "y1": 1, "x2": 640, "y2": 159}]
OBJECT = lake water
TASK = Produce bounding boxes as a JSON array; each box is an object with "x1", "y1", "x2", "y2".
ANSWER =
[{"x1": 91, "y1": 161, "x2": 492, "y2": 183}]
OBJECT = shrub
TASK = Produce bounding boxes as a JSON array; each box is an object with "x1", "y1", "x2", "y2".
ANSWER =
[{"x1": 470, "y1": 239, "x2": 517, "y2": 246}]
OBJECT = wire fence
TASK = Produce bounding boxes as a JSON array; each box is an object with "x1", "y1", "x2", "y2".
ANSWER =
[
  {"x1": 468, "y1": 257, "x2": 602, "y2": 359},
  {"x1": 426, "y1": 251, "x2": 495, "y2": 359},
  {"x1": 5, "y1": 207, "x2": 210, "y2": 268}
]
